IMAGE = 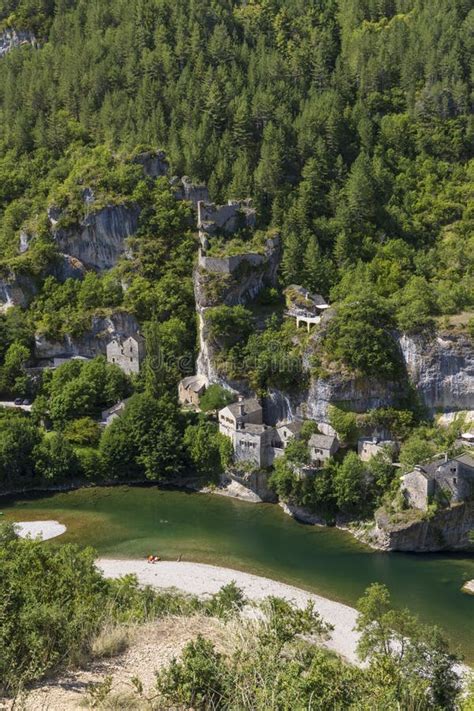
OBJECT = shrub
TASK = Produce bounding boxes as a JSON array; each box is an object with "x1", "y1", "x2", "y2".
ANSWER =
[
  {"x1": 323, "y1": 295, "x2": 403, "y2": 380},
  {"x1": 91, "y1": 624, "x2": 130, "y2": 659},
  {"x1": 199, "y1": 384, "x2": 234, "y2": 412},
  {"x1": 205, "y1": 582, "x2": 246, "y2": 620},
  {"x1": 206, "y1": 305, "x2": 253, "y2": 350},
  {"x1": 329, "y1": 406, "x2": 359, "y2": 445}
]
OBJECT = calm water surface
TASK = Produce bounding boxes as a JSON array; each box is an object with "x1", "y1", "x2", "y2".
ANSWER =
[{"x1": 2, "y1": 486, "x2": 473, "y2": 661}]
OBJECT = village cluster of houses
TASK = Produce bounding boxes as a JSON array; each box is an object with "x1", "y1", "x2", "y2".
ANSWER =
[{"x1": 178, "y1": 377, "x2": 474, "y2": 512}]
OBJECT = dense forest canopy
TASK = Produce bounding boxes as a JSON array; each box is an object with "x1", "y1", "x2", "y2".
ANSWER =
[{"x1": 0, "y1": 0, "x2": 472, "y2": 325}]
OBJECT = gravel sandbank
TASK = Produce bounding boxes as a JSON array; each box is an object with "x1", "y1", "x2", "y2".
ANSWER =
[
  {"x1": 15, "y1": 520, "x2": 67, "y2": 540},
  {"x1": 97, "y1": 558, "x2": 360, "y2": 663}
]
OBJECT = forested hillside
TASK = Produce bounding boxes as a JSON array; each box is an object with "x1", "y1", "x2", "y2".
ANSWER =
[
  {"x1": 0, "y1": 0, "x2": 472, "y2": 495},
  {"x1": 0, "y1": 0, "x2": 472, "y2": 323}
]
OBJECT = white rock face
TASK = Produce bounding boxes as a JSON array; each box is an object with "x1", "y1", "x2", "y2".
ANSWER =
[
  {"x1": 51, "y1": 204, "x2": 140, "y2": 271},
  {"x1": 35, "y1": 311, "x2": 141, "y2": 360},
  {"x1": 0, "y1": 272, "x2": 37, "y2": 312},
  {"x1": 399, "y1": 332, "x2": 474, "y2": 413},
  {"x1": 0, "y1": 29, "x2": 36, "y2": 57}
]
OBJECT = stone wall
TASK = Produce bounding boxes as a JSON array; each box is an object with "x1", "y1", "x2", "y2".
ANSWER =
[
  {"x1": 401, "y1": 470, "x2": 432, "y2": 510},
  {"x1": 198, "y1": 251, "x2": 265, "y2": 275},
  {"x1": 195, "y1": 237, "x2": 281, "y2": 382},
  {"x1": 197, "y1": 199, "x2": 256, "y2": 234}
]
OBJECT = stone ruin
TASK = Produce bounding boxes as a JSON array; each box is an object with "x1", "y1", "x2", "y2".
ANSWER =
[{"x1": 197, "y1": 199, "x2": 256, "y2": 250}]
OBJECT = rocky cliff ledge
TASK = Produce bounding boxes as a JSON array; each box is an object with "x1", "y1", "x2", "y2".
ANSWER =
[
  {"x1": 195, "y1": 237, "x2": 281, "y2": 383},
  {"x1": 399, "y1": 332, "x2": 474, "y2": 415},
  {"x1": 50, "y1": 204, "x2": 140, "y2": 271},
  {"x1": 34, "y1": 311, "x2": 140, "y2": 361},
  {"x1": 362, "y1": 501, "x2": 474, "y2": 552},
  {"x1": 0, "y1": 271, "x2": 37, "y2": 312}
]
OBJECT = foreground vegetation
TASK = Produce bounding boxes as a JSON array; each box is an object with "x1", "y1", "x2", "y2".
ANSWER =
[{"x1": 1, "y1": 522, "x2": 470, "y2": 709}]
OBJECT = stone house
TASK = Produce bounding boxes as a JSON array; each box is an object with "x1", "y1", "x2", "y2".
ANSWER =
[
  {"x1": 106, "y1": 334, "x2": 145, "y2": 376},
  {"x1": 284, "y1": 284, "x2": 330, "y2": 331},
  {"x1": 234, "y1": 423, "x2": 279, "y2": 468},
  {"x1": 101, "y1": 398, "x2": 131, "y2": 426},
  {"x1": 219, "y1": 397, "x2": 285, "y2": 468},
  {"x1": 358, "y1": 437, "x2": 398, "y2": 462},
  {"x1": 218, "y1": 397, "x2": 263, "y2": 440},
  {"x1": 401, "y1": 453, "x2": 474, "y2": 511},
  {"x1": 178, "y1": 375, "x2": 207, "y2": 409},
  {"x1": 276, "y1": 421, "x2": 303, "y2": 449},
  {"x1": 308, "y1": 433, "x2": 340, "y2": 468}
]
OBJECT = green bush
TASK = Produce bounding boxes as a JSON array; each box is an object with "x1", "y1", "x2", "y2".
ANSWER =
[
  {"x1": 324, "y1": 295, "x2": 403, "y2": 380},
  {"x1": 199, "y1": 384, "x2": 235, "y2": 413}
]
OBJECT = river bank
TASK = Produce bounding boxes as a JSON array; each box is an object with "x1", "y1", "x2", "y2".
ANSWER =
[
  {"x1": 97, "y1": 558, "x2": 360, "y2": 663},
  {"x1": 3, "y1": 485, "x2": 473, "y2": 662}
]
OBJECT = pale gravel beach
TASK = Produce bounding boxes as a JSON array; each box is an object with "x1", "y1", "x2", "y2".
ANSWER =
[
  {"x1": 15, "y1": 520, "x2": 67, "y2": 541},
  {"x1": 97, "y1": 558, "x2": 361, "y2": 663}
]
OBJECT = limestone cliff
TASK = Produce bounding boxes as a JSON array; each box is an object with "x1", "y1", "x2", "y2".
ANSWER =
[
  {"x1": 195, "y1": 237, "x2": 281, "y2": 383},
  {"x1": 34, "y1": 311, "x2": 141, "y2": 361},
  {"x1": 364, "y1": 502, "x2": 474, "y2": 552},
  {"x1": 399, "y1": 332, "x2": 474, "y2": 414},
  {"x1": 0, "y1": 271, "x2": 38, "y2": 312},
  {"x1": 50, "y1": 204, "x2": 140, "y2": 271},
  {"x1": 302, "y1": 373, "x2": 403, "y2": 433}
]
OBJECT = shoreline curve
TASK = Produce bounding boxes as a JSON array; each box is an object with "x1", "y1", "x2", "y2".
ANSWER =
[{"x1": 97, "y1": 558, "x2": 360, "y2": 663}]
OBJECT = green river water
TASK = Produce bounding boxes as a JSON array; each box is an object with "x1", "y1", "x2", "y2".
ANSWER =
[{"x1": 2, "y1": 486, "x2": 473, "y2": 661}]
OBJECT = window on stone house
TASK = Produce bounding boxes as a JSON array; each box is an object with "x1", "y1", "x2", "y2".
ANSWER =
[
  {"x1": 453, "y1": 478, "x2": 457, "y2": 484},
  {"x1": 130, "y1": 357, "x2": 133, "y2": 362}
]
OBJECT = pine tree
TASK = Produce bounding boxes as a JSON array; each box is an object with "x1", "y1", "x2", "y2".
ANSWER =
[
  {"x1": 302, "y1": 235, "x2": 335, "y2": 298},
  {"x1": 281, "y1": 230, "x2": 307, "y2": 286}
]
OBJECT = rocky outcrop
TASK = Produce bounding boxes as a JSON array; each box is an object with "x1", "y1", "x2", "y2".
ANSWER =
[
  {"x1": 0, "y1": 271, "x2": 38, "y2": 311},
  {"x1": 34, "y1": 311, "x2": 140, "y2": 360},
  {"x1": 195, "y1": 237, "x2": 281, "y2": 382},
  {"x1": 364, "y1": 501, "x2": 474, "y2": 552},
  {"x1": 48, "y1": 254, "x2": 86, "y2": 282},
  {"x1": 0, "y1": 29, "x2": 36, "y2": 57},
  {"x1": 173, "y1": 176, "x2": 210, "y2": 205},
  {"x1": 50, "y1": 204, "x2": 140, "y2": 271},
  {"x1": 223, "y1": 468, "x2": 277, "y2": 503},
  {"x1": 132, "y1": 150, "x2": 169, "y2": 178},
  {"x1": 302, "y1": 373, "x2": 403, "y2": 432},
  {"x1": 399, "y1": 332, "x2": 474, "y2": 414},
  {"x1": 279, "y1": 501, "x2": 327, "y2": 525}
]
